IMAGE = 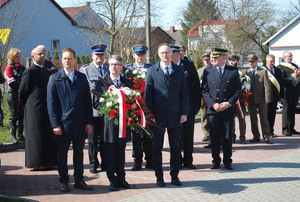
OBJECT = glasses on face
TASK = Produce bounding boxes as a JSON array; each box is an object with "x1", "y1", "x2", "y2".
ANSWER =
[
  {"x1": 248, "y1": 60, "x2": 256, "y2": 63},
  {"x1": 109, "y1": 63, "x2": 122, "y2": 67},
  {"x1": 159, "y1": 51, "x2": 170, "y2": 55}
]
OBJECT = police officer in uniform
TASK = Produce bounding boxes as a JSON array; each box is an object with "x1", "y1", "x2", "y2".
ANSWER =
[
  {"x1": 80, "y1": 44, "x2": 109, "y2": 173},
  {"x1": 125, "y1": 44, "x2": 153, "y2": 171}
]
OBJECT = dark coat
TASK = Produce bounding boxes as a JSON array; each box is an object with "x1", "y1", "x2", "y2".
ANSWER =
[
  {"x1": 277, "y1": 63, "x2": 300, "y2": 98},
  {"x1": 93, "y1": 76, "x2": 133, "y2": 143},
  {"x1": 202, "y1": 65, "x2": 242, "y2": 115},
  {"x1": 180, "y1": 59, "x2": 201, "y2": 116},
  {"x1": 145, "y1": 62, "x2": 189, "y2": 128},
  {"x1": 18, "y1": 64, "x2": 55, "y2": 168},
  {"x1": 47, "y1": 69, "x2": 93, "y2": 140}
]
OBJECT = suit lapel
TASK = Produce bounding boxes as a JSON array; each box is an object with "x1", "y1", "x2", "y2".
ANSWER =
[{"x1": 156, "y1": 63, "x2": 169, "y2": 86}]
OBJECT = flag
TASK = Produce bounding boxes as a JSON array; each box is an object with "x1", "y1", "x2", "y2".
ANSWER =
[{"x1": 0, "y1": 29, "x2": 11, "y2": 45}]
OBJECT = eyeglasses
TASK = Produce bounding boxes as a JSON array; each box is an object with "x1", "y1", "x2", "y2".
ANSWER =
[
  {"x1": 109, "y1": 63, "x2": 123, "y2": 67},
  {"x1": 248, "y1": 60, "x2": 256, "y2": 63}
]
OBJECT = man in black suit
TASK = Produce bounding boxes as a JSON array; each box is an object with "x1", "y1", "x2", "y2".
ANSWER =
[
  {"x1": 145, "y1": 43, "x2": 189, "y2": 187},
  {"x1": 264, "y1": 54, "x2": 284, "y2": 138},
  {"x1": 170, "y1": 45, "x2": 201, "y2": 169},
  {"x1": 277, "y1": 51, "x2": 300, "y2": 136},
  {"x1": 202, "y1": 48, "x2": 242, "y2": 170}
]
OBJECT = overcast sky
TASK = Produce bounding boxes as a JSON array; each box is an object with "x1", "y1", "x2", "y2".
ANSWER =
[{"x1": 55, "y1": 0, "x2": 296, "y2": 30}]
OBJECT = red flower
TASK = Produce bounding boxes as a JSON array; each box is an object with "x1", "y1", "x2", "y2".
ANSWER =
[
  {"x1": 109, "y1": 110, "x2": 117, "y2": 117},
  {"x1": 125, "y1": 104, "x2": 131, "y2": 110},
  {"x1": 137, "y1": 99, "x2": 143, "y2": 104},
  {"x1": 148, "y1": 114, "x2": 155, "y2": 119},
  {"x1": 244, "y1": 101, "x2": 250, "y2": 106},
  {"x1": 128, "y1": 118, "x2": 134, "y2": 124},
  {"x1": 145, "y1": 121, "x2": 150, "y2": 127},
  {"x1": 135, "y1": 78, "x2": 140, "y2": 83},
  {"x1": 244, "y1": 91, "x2": 252, "y2": 98},
  {"x1": 130, "y1": 98, "x2": 135, "y2": 102},
  {"x1": 133, "y1": 85, "x2": 138, "y2": 89},
  {"x1": 140, "y1": 87, "x2": 145, "y2": 93},
  {"x1": 141, "y1": 80, "x2": 146, "y2": 86},
  {"x1": 128, "y1": 77, "x2": 132, "y2": 80}
]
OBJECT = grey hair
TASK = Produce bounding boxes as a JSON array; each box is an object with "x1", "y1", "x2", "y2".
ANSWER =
[
  {"x1": 283, "y1": 50, "x2": 292, "y2": 57},
  {"x1": 109, "y1": 55, "x2": 124, "y2": 64},
  {"x1": 266, "y1": 54, "x2": 275, "y2": 60}
]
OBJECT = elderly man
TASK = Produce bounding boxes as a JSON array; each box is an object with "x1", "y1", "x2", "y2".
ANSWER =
[
  {"x1": 264, "y1": 54, "x2": 284, "y2": 138},
  {"x1": 202, "y1": 48, "x2": 242, "y2": 170},
  {"x1": 145, "y1": 43, "x2": 189, "y2": 187},
  {"x1": 47, "y1": 48, "x2": 93, "y2": 192},
  {"x1": 170, "y1": 44, "x2": 201, "y2": 169},
  {"x1": 19, "y1": 46, "x2": 56, "y2": 170},
  {"x1": 242, "y1": 54, "x2": 271, "y2": 143},
  {"x1": 277, "y1": 51, "x2": 300, "y2": 136},
  {"x1": 125, "y1": 44, "x2": 153, "y2": 171},
  {"x1": 80, "y1": 44, "x2": 109, "y2": 174}
]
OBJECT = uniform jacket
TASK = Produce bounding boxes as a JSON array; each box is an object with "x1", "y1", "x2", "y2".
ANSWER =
[
  {"x1": 180, "y1": 59, "x2": 201, "y2": 115},
  {"x1": 264, "y1": 66, "x2": 284, "y2": 102},
  {"x1": 145, "y1": 62, "x2": 189, "y2": 128},
  {"x1": 242, "y1": 66, "x2": 271, "y2": 104},
  {"x1": 202, "y1": 65, "x2": 242, "y2": 115},
  {"x1": 47, "y1": 69, "x2": 93, "y2": 140},
  {"x1": 277, "y1": 62, "x2": 300, "y2": 98},
  {"x1": 80, "y1": 62, "x2": 109, "y2": 117}
]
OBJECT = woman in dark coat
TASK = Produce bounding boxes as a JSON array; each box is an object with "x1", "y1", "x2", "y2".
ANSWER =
[{"x1": 18, "y1": 47, "x2": 56, "y2": 170}]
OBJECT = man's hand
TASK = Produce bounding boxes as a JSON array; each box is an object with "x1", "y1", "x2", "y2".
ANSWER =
[
  {"x1": 86, "y1": 124, "x2": 94, "y2": 134},
  {"x1": 266, "y1": 100, "x2": 270, "y2": 104},
  {"x1": 53, "y1": 126, "x2": 62, "y2": 136},
  {"x1": 219, "y1": 102, "x2": 231, "y2": 111},
  {"x1": 180, "y1": 115, "x2": 187, "y2": 123},
  {"x1": 213, "y1": 103, "x2": 221, "y2": 112},
  {"x1": 279, "y1": 98, "x2": 284, "y2": 103}
]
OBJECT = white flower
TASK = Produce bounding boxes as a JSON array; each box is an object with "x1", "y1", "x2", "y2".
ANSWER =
[
  {"x1": 106, "y1": 102, "x2": 112, "y2": 107},
  {"x1": 132, "y1": 69, "x2": 138, "y2": 74},
  {"x1": 99, "y1": 97, "x2": 105, "y2": 102}
]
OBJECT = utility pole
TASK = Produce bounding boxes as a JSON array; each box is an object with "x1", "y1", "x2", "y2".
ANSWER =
[{"x1": 145, "y1": 0, "x2": 151, "y2": 64}]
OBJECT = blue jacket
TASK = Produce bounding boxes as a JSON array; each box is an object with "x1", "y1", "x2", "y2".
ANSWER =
[{"x1": 47, "y1": 69, "x2": 93, "y2": 140}]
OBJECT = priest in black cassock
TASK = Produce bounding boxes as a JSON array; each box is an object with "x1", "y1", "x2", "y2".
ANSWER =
[{"x1": 18, "y1": 46, "x2": 56, "y2": 170}]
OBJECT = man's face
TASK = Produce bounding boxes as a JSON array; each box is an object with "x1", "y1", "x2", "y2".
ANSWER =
[
  {"x1": 202, "y1": 57, "x2": 211, "y2": 67},
  {"x1": 171, "y1": 52, "x2": 181, "y2": 64},
  {"x1": 92, "y1": 53, "x2": 106, "y2": 66},
  {"x1": 179, "y1": 47, "x2": 185, "y2": 58},
  {"x1": 248, "y1": 59, "x2": 258, "y2": 69},
  {"x1": 284, "y1": 53, "x2": 293, "y2": 63},
  {"x1": 109, "y1": 58, "x2": 123, "y2": 77},
  {"x1": 228, "y1": 59, "x2": 238, "y2": 67},
  {"x1": 158, "y1": 45, "x2": 171, "y2": 64},
  {"x1": 210, "y1": 55, "x2": 226, "y2": 67},
  {"x1": 266, "y1": 57, "x2": 275, "y2": 68},
  {"x1": 32, "y1": 48, "x2": 46, "y2": 65},
  {"x1": 133, "y1": 53, "x2": 146, "y2": 64},
  {"x1": 62, "y1": 51, "x2": 76, "y2": 70}
]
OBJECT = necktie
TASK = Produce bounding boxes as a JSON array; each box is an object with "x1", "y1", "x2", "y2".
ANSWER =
[
  {"x1": 164, "y1": 66, "x2": 169, "y2": 80},
  {"x1": 218, "y1": 67, "x2": 222, "y2": 78},
  {"x1": 252, "y1": 69, "x2": 256, "y2": 76},
  {"x1": 114, "y1": 79, "x2": 119, "y2": 88},
  {"x1": 98, "y1": 66, "x2": 103, "y2": 77},
  {"x1": 270, "y1": 67, "x2": 274, "y2": 75}
]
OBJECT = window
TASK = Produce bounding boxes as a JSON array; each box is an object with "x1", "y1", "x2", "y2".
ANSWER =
[{"x1": 51, "y1": 40, "x2": 60, "y2": 52}]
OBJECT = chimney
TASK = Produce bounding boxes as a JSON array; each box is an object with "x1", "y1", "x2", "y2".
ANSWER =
[
  {"x1": 86, "y1": 2, "x2": 91, "y2": 7},
  {"x1": 169, "y1": 26, "x2": 175, "y2": 33}
]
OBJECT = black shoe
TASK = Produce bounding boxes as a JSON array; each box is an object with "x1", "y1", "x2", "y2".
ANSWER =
[
  {"x1": 283, "y1": 131, "x2": 292, "y2": 136},
  {"x1": 131, "y1": 164, "x2": 142, "y2": 171},
  {"x1": 74, "y1": 181, "x2": 93, "y2": 190},
  {"x1": 210, "y1": 164, "x2": 220, "y2": 169},
  {"x1": 109, "y1": 182, "x2": 119, "y2": 191},
  {"x1": 89, "y1": 167, "x2": 99, "y2": 174},
  {"x1": 60, "y1": 182, "x2": 69, "y2": 192},
  {"x1": 171, "y1": 177, "x2": 182, "y2": 186},
  {"x1": 264, "y1": 137, "x2": 271, "y2": 144},
  {"x1": 224, "y1": 164, "x2": 233, "y2": 170},
  {"x1": 145, "y1": 162, "x2": 153, "y2": 169},
  {"x1": 183, "y1": 163, "x2": 197, "y2": 169},
  {"x1": 156, "y1": 179, "x2": 166, "y2": 187},
  {"x1": 291, "y1": 130, "x2": 300, "y2": 134},
  {"x1": 232, "y1": 134, "x2": 237, "y2": 143},
  {"x1": 17, "y1": 134, "x2": 25, "y2": 142},
  {"x1": 202, "y1": 136, "x2": 210, "y2": 142},
  {"x1": 204, "y1": 143, "x2": 211, "y2": 148},
  {"x1": 270, "y1": 133, "x2": 278, "y2": 138},
  {"x1": 249, "y1": 138, "x2": 260, "y2": 143},
  {"x1": 117, "y1": 180, "x2": 135, "y2": 189}
]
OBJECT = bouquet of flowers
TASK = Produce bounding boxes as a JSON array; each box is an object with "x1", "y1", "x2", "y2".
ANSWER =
[
  {"x1": 200, "y1": 97, "x2": 207, "y2": 109},
  {"x1": 127, "y1": 68, "x2": 147, "y2": 94},
  {"x1": 291, "y1": 69, "x2": 300, "y2": 83},
  {"x1": 239, "y1": 71, "x2": 252, "y2": 106}
]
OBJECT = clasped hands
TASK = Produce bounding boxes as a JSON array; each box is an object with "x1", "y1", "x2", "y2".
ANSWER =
[
  {"x1": 213, "y1": 102, "x2": 231, "y2": 112},
  {"x1": 53, "y1": 124, "x2": 94, "y2": 136}
]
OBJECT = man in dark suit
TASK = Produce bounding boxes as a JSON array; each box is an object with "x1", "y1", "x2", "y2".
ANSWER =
[
  {"x1": 47, "y1": 48, "x2": 93, "y2": 192},
  {"x1": 264, "y1": 54, "x2": 284, "y2": 138},
  {"x1": 80, "y1": 44, "x2": 109, "y2": 173},
  {"x1": 125, "y1": 44, "x2": 153, "y2": 171},
  {"x1": 202, "y1": 48, "x2": 242, "y2": 170},
  {"x1": 277, "y1": 51, "x2": 300, "y2": 136},
  {"x1": 93, "y1": 55, "x2": 135, "y2": 191},
  {"x1": 170, "y1": 45, "x2": 201, "y2": 169},
  {"x1": 145, "y1": 43, "x2": 189, "y2": 187}
]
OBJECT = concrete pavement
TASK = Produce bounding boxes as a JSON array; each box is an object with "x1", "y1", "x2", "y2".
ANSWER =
[{"x1": 0, "y1": 114, "x2": 300, "y2": 201}]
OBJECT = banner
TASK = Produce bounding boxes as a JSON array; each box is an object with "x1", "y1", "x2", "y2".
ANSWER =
[{"x1": 0, "y1": 29, "x2": 11, "y2": 45}]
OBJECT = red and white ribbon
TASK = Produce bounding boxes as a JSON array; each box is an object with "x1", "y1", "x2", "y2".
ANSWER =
[
  {"x1": 109, "y1": 85, "x2": 127, "y2": 138},
  {"x1": 236, "y1": 99, "x2": 244, "y2": 119},
  {"x1": 136, "y1": 100, "x2": 146, "y2": 127}
]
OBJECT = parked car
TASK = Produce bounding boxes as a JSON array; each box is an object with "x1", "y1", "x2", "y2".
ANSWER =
[{"x1": 276, "y1": 98, "x2": 300, "y2": 113}]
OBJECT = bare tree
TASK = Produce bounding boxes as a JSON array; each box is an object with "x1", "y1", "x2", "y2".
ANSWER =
[{"x1": 278, "y1": 0, "x2": 300, "y2": 28}]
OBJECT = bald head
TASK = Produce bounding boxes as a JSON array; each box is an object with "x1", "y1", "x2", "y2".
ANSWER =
[{"x1": 31, "y1": 47, "x2": 46, "y2": 65}]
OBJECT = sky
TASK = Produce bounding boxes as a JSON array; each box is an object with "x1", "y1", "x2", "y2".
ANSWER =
[{"x1": 55, "y1": 0, "x2": 295, "y2": 31}]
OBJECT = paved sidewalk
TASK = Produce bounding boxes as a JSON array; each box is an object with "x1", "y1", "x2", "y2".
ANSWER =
[{"x1": 1, "y1": 114, "x2": 300, "y2": 201}]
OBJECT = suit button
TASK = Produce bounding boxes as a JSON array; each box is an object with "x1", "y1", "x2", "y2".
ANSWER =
[
  {"x1": 224, "y1": 98, "x2": 227, "y2": 100},
  {"x1": 216, "y1": 97, "x2": 219, "y2": 100},
  {"x1": 213, "y1": 81, "x2": 215, "y2": 83},
  {"x1": 227, "y1": 80, "x2": 230, "y2": 82},
  {"x1": 224, "y1": 89, "x2": 227, "y2": 91},
  {"x1": 217, "y1": 89, "x2": 219, "y2": 91}
]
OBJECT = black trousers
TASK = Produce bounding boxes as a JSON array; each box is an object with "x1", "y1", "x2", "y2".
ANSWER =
[
  {"x1": 152, "y1": 126, "x2": 180, "y2": 180},
  {"x1": 208, "y1": 112, "x2": 234, "y2": 166},
  {"x1": 104, "y1": 142, "x2": 126, "y2": 183},
  {"x1": 56, "y1": 139, "x2": 85, "y2": 183},
  {"x1": 267, "y1": 101, "x2": 278, "y2": 134},
  {"x1": 282, "y1": 97, "x2": 298, "y2": 133},
  {"x1": 88, "y1": 117, "x2": 105, "y2": 169},
  {"x1": 132, "y1": 130, "x2": 152, "y2": 165},
  {"x1": 7, "y1": 92, "x2": 24, "y2": 128},
  {"x1": 181, "y1": 114, "x2": 195, "y2": 165}
]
